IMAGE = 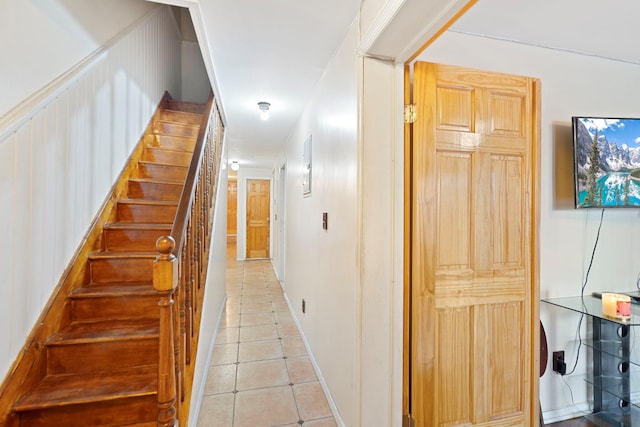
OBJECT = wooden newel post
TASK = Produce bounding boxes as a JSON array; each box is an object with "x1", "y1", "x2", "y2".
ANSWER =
[{"x1": 154, "y1": 236, "x2": 179, "y2": 427}]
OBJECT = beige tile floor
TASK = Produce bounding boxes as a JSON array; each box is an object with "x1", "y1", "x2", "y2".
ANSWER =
[{"x1": 197, "y1": 238, "x2": 337, "y2": 427}]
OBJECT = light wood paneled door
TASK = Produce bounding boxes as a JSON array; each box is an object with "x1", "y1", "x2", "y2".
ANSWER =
[
  {"x1": 246, "y1": 179, "x2": 270, "y2": 259},
  {"x1": 407, "y1": 62, "x2": 540, "y2": 426},
  {"x1": 227, "y1": 178, "x2": 237, "y2": 235}
]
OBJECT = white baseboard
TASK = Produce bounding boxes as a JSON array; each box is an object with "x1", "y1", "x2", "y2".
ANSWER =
[
  {"x1": 190, "y1": 295, "x2": 227, "y2": 425},
  {"x1": 542, "y1": 401, "x2": 591, "y2": 424},
  {"x1": 280, "y1": 286, "x2": 346, "y2": 427}
]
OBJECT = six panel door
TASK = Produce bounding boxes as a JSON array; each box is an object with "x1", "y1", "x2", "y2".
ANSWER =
[
  {"x1": 246, "y1": 179, "x2": 270, "y2": 259},
  {"x1": 409, "y1": 61, "x2": 539, "y2": 426}
]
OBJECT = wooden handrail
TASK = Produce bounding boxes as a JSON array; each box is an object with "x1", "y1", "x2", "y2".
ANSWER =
[
  {"x1": 153, "y1": 90, "x2": 221, "y2": 426},
  {"x1": 170, "y1": 92, "x2": 215, "y2": 251}
]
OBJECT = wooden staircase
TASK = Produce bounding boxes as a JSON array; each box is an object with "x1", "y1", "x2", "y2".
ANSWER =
[{"x1": 1, "y1": 94, "x2": 221, "y2": 427}]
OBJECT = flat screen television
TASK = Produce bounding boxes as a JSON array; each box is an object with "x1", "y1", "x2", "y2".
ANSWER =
[{"x1": 573, "y1": 116, "x2": 640, "y2": 208}]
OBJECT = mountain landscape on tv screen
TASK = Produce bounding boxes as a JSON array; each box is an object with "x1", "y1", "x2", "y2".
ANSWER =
[{"x1": 575, "y1": 118, "x2": 640, "y2": 207}]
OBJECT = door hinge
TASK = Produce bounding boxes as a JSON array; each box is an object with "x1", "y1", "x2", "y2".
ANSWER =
[
  {"x1": 402, "y1": 413, "x2": 415, "y2": 427},
  {"x1": 404, "y1": 104, "x2": 417, "y2": 124}
]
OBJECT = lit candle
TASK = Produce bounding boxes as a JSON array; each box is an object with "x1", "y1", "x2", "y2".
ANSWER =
[{"x1": 602, "y1": 293, "x2": 631, "y2": 320}]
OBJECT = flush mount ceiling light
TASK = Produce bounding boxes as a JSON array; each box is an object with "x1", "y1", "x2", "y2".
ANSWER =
[
  {"x1": 258, "y1": 101, "x2": 271, "y2": 121},
  {"x1": 230, "y1": 161, "x2": 240, "y2": 171}
]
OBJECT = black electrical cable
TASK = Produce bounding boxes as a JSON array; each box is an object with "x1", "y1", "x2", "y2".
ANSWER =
[{"x1": 565, "y1": 208, "x2": 605, "y2": 376}]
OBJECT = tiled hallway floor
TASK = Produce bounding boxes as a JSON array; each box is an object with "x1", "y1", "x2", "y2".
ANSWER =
[{"x1": 197, "y1": 238, "x2": 337, "y2": 427}]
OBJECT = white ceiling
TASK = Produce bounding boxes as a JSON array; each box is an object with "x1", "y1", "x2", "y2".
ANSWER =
[
  {"x1": 168, "y1": 0, "x2": 640, "y2": 171},
  {"x1": 198, "y1": 0, "x2": 360, "y2": 170},
  {"x1": 450, "y1": 0, "x2": 640, "y2": 65}
]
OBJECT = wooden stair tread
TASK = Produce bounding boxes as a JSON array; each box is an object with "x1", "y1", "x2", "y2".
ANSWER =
[
  {"x1": 13, "y1": 366, "x2": 157, "y2": 411},
  {"x1": 152, "y1": 133, "x2": 198, "y2": 142},
  {"x1": 132, "y1": 164, "x2": 189, "y2": 177},
  {"x1": 160, "y1": 108, "x2": 203, "y2": 117},
  {"x1": 70, "y1": 282, "x2": 155, "y2": 298},
  {"x1": 48, "y1": 319, "x2": 159, "y2": 345},
  {"x1": 128, "y1": 177, "x2": 184, "y2": 185},
  {"x1": 89, "y1": 251, "x2": 157, "y2": 260},
  {"x1": 158, "y1": 115, "x2": 202, "y2": 124},
  {"x1": 120, "y1": 423, "x2": 158, "y2": 427},
  {"x1": 104, "y1": 222, "x2": 171, "y2": 230},
  {"x1": 164, "y1": 100, "x2": 206, "y2": 114},
  {"x1": 144, "y1": 145, "x2": 194, "y2": 154},
  {"x1": 153, "y1": 126, "x2": 199, "y2": 137},
  {"x1": 138, "y1": 160, "x2": 189, "y2": 168},
  {"x1": 156, "y1": 117, "x2": 201, "y2": 126},
  {"x1": 156, "y1": 119, "x2": 199, "y2": 128},
  {"x1": 118, "y1": 199, "x2": 178, "y2": 206}
]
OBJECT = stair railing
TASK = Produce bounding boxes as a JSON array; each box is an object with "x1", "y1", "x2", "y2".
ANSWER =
[{"x1": 153, "y1": 92, "x2": 222, "y2": 426}]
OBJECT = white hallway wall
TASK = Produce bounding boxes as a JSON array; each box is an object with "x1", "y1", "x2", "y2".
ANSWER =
[
  {"x1": 0, "y1": 4, "x2": 184, "y2": 379},
  {"x1": 182, "y1": 40, "x2": 211, "y2": 104},
  {"x1": 421, "y1": 30, "x2": 640, "y2": 421},
  {"x1": 269, "y1": 6, "x2": 408, "y2": 426},
  {"x1": 277, "y1": 22, "x2": 359, "y2": 426}
]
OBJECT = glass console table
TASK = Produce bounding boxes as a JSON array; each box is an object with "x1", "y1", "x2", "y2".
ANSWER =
[{"x1": 543, "y1": 296, "x2": 640, "y2": 426}]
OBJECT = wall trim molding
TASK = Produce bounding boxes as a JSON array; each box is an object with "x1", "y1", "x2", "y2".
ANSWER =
[
  {"x1": 358, "y1": 0, "x2": 407, "y2": 58},
  {"x1": 357, "y1": 0, "x2": 476, "y2": 64}
]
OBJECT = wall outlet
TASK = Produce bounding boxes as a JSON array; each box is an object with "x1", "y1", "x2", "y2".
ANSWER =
[{"x1": 552, "y1": 350, "x2": 566, "y2": 375}]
